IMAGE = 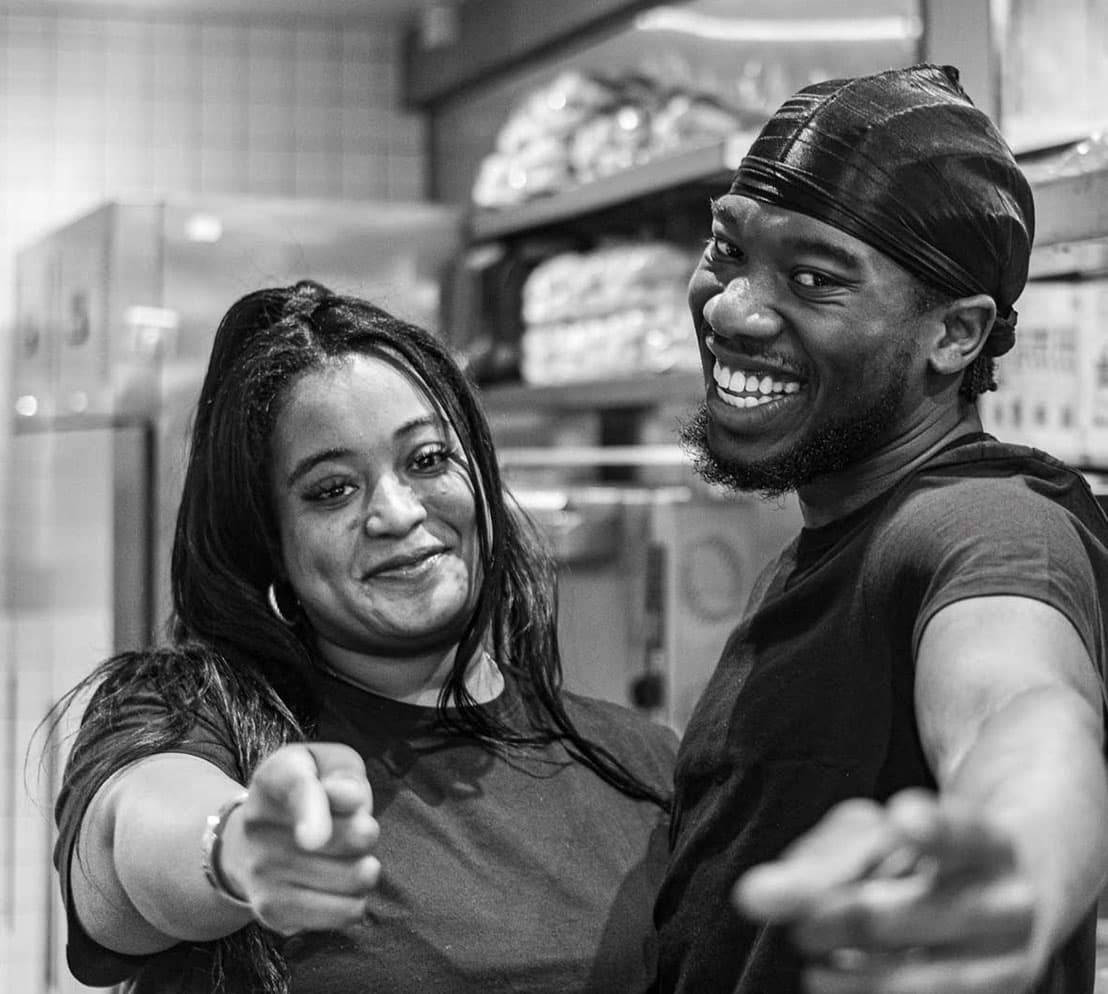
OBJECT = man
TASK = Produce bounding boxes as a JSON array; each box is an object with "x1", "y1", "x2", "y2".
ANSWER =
[{"x1": 654, "y1": 64, "x2": 1108, "y2": 994}]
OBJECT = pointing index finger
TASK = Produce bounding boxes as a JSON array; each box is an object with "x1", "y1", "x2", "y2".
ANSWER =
[
  {"x1": 254, "y1": 744, "x2": 333, "y2": 851},
  {"x1": 734, "y1": 799, "x2": 904, "y2": 921},
  {"x1": 888, "y1": 791, "x2": 1018, "y2": 879},
  {"x1": 307, "y1": 742, "x2": 373, "y2": 816}
]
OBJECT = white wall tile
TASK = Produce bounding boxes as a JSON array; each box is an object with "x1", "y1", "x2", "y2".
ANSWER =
[{"x1": 0, "y1": 11, "x2": 429, "y2": 993}]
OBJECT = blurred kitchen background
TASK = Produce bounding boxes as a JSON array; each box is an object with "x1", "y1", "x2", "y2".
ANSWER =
[{"x1": 2, "y1": 0, "x2": 1107, "y2": 990}]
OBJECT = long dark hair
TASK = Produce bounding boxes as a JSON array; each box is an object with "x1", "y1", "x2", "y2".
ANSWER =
[{"x1": 52, "y1": 281, "x2": 668, "y2": 993}]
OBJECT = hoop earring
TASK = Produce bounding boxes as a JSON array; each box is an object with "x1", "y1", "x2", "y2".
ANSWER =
[{"x1": 267, "y1": 582, "x2": 297, "y2": 627}]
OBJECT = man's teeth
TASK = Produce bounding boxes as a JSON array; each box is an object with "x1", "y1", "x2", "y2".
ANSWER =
[{"x1": 713, "y1": 362, "x2": 801, "y2": 408}]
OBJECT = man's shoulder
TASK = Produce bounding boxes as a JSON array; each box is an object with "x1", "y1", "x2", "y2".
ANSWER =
[
  {"x1": 916, "y1": 435, "x2": 1080, "y2": 485},
  {"x1": 862, "y1": 436, "x2": 1108, "y2": 591},
  {"x1": 885, "y1": 437, "x2": 1090, "y2": 526}
]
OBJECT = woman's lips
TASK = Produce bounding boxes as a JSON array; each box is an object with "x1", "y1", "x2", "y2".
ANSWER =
[{"x1": 364, "y1": 548, "x2": 445, "y2": 579}]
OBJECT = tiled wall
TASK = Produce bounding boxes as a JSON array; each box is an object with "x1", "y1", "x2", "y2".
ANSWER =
[
  {"x1": 0, "y1": 7, "x2": 428, "y2": 992},
  {"x1": 0, "y1": 9, "x2": 427, "y2": 318}
]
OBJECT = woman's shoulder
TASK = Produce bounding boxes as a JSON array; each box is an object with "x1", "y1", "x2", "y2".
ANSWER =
[
  {"x1": 79, "y1": 643, "x2": 225, "y2": 716},
  {"x1": 560, "y1": 691, "x2": 680, "y2": 764},
  {"x1": 91, "y1": 640, "x2": 224, "y2": 683},
  {"x1": 87, "y1": 640, "x2": 294, "y2": 708},
  {"x1": 70, "y1": 640, "x2": 300, "y2": 765}
]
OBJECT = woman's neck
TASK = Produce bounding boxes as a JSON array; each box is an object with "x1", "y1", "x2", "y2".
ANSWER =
[{"x1": 315, "y1": 641, "x2": 503, "y2": 707}]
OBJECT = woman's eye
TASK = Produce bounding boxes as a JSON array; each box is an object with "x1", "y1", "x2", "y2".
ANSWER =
[
  {"x1": 410, "y1": 444, "x2": 451, "y2": 474},
  {"x1": 305, "y1": 480, "x2": 355, "y2": 502}
]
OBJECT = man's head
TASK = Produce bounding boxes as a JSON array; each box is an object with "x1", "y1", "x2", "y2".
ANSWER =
[
  {"x1": 684, "y1": 64, "x2": 1035, "y2": 496},
  {"x1": 733, "y1": 63, "x2": 1034, "y2": 348}
]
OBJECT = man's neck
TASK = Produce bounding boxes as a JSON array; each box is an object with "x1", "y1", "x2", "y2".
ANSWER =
[{"x1": 796, "y1": 405, "x2": 985, "y2": 528}]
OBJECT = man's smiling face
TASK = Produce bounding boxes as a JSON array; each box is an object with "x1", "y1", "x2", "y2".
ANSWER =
[{"x1": 682, "y1": 195, "x2": 932, "y2": 496}]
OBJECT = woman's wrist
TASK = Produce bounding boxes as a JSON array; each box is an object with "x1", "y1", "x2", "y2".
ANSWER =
[{"x1": 201, "y1": 792, "x2": 252, "y2": 908}]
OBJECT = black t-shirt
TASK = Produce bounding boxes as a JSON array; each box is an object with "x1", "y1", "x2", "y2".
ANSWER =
[
  {"x1": 58, "y1": 669, "x2": 677, "y2": 993},
  {"x1": 654, "y1": 438, "x2": 1108, "y2": 994}
]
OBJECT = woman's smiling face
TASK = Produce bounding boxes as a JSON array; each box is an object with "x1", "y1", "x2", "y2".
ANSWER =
[{"x1": 269, "y1": 353, "x2": 480, "y2": 658}]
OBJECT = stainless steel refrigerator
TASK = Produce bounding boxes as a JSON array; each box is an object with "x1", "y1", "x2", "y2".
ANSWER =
[{"x1": 2, "y1": 195, "x2": 461, "y2": 993}]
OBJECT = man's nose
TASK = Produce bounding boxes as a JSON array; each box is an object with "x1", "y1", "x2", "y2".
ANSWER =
[
  {"x1": 364, "y1": 475, "x2": 427, "y2": 535},
  {"x1": 702, "y1": 278, "x2": 784, "y2": 341}
]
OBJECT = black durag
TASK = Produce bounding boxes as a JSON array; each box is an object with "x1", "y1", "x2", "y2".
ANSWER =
[{"x1": 730, "y1": 63, "x2": 1035, "y2": 357}]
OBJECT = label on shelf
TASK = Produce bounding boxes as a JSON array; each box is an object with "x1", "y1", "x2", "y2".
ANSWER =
[
  {"x1": 982, "y1": 281, "x2": 1083, "y2": 463},
  {"x1": 1077, "y1": 282, "x2": 1108, "y2": 467}
]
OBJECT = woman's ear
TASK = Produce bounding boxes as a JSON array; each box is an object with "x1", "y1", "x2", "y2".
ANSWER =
[
  {"x1": 928, "y1": 294, "x2": 997, "y2": 376},
  {"x1": 265, "y1": 532, "x2": 287, "y2": 582}
]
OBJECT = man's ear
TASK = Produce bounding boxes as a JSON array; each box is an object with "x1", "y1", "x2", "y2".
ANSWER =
[{"x1": 928, "y1": 294, "x2": 997, "y2": 375}]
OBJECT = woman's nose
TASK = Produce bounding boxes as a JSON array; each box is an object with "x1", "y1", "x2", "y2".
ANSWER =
[
  {"x1": 702, "y1": 279, "x2": 784, "y2": 341},
  {"x1": 364, "y1": 475, "x2": 427, "y2": 535}
]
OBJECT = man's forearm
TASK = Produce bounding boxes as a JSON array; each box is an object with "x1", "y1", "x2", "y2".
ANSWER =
[{"x1": 941, "y1": 685, "x2": 1108, "y2": 963}]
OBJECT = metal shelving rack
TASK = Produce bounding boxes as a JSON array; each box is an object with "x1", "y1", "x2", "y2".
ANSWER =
[
  {"x1": 478, "y1": 369, "x2": 703, "y2": 413},
  {"x1": 1033, "y1": 168, "x2": 1108, "y2": 248},
  {"x1": 475, "y1": 142, "x2": 1108, "y2": 417},
  {"x1": 468, "y1": 135, "x2": 751, "y2": 242},
  {"x1": 1027, "y1": 168, "x2": 1108, "y2": 280}
]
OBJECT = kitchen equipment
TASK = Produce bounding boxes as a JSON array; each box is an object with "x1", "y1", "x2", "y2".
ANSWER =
[
  {"x1": 516, "y1": 485, "x2": 802, "y2": 734},
  {"x1": 4, "y1": 194, "x2": 461, "y2": 994}
]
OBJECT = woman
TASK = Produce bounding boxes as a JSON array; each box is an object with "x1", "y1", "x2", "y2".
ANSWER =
[{"x1": 51, "y1": 281, "x2": 676, "y2": 994}]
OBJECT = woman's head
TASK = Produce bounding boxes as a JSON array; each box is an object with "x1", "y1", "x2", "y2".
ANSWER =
[
  {"x1": 269, "y1": 351, "x2": 481, "y2": 659},
  {"x1": 171, "y1": 281, "x2": 513, "y2": 697}
]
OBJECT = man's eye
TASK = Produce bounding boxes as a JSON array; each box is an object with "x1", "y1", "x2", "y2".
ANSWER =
[
  {"x1": 707, "y1": 234, "x2": 741, "y2": 260},
  {"x1": 794, "y1": 270, "x2": 839, "y2": 290}
]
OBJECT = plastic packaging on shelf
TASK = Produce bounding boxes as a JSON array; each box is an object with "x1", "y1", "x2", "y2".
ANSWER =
[
  {"x1": 472, "y1": 71, "x2": 745, "y2": 209},
  {"x1": 650, "y1": 91, "x2": 751, "y2": 158},
  {"x1": 519, "y1": 241, "x2": 701, "y2": 385},
  {"x1": 472, "y1": 71, "x2": 619, "y2": 208}
]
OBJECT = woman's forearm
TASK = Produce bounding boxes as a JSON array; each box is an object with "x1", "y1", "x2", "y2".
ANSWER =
[{"x1": 73, "y1": 753, "x2": 254, "y2": 953}]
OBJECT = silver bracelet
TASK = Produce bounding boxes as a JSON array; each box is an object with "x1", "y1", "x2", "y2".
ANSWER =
[{"x1": 201, "y1": 791, "x2": 252, "y2": 908}]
